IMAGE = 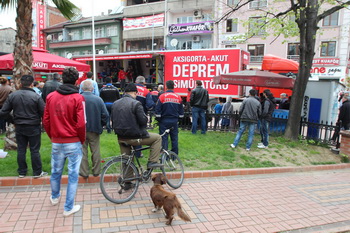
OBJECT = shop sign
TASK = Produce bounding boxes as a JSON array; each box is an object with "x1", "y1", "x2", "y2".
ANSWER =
[
  {"x1": 32, "y1": 62, "x2": 48, "y2": 69},
  {"x1": 312, "y1": 58, "x2": 340, "y2": 65},
  {"x1": 32, "y1": 0, "x2": 46, "y2": 49},
  {"x1": 309, "y1": 66, "x2": 346, "y2": 81},
  {"x1": 123, "y1": 13, "x2": 164, "y2": 30},
  {"x1": 168, "y1": 21, "x2": 214, "y2": 35}
]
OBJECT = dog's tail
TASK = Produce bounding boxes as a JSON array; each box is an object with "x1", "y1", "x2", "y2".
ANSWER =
[{"x1": 175, "y1": 197, "x2": 191, "y2": 222}]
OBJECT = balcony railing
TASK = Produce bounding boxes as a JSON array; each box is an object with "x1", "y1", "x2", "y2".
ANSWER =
[{"x1": 250, "y1": 55, "x2": 264, "y2": 63}]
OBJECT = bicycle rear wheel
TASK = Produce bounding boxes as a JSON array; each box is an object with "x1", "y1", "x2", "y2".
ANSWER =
[
  {"x1": 161, "y1": 150, "x2": 184, "y2": 189},
  {"x1": 100, "y1": 157, "x2": 140, "y2": 204}
]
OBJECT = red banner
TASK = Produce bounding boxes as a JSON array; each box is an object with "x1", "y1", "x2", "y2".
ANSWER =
[
  {"x1": 31, "y1": 0, "x2": 46, "y2": 49},
  {"x1": 163, "y1": 49, "x2": 243, "y2": 97}
]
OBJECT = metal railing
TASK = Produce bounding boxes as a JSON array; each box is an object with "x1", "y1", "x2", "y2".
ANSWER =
[{"x1": 147, "y1": 111, "x2": 341, "y2": 146}]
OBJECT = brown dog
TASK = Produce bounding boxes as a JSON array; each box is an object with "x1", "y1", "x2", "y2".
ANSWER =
[{"x1": 150, "y1": 173, "x2": 191, "y2": 225}]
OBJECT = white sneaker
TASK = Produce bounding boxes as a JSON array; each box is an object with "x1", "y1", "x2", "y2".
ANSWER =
[
  {"x1": 257, "y1": 145, "x2": 268, "y2": 149},
  {"x1": 63, "y1": 205, "x2": 81, "y2": 217},
  {"x1": 33, "y1": 171, "x2": 48, "y2": 179},
  {"x1": 230, "y1": 144, "x2": 236, "y2": 149},
  {"x1": 246, "y1": 148, "x2": 250, "y2": 151},
  {"x1": 258, "y1": 143, "x2": 263, "y2": 146},
  {"x1": 50, "y1": 196, "x2": 60, "y2": 206}
]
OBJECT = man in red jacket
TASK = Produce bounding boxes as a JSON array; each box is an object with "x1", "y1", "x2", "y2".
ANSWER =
[{"x1": 43, "y1": 67, "x2": 86, "y2": 217}]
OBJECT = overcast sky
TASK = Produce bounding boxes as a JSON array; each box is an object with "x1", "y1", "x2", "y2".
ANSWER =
[{"x1": 0, "y1": 0, "x2": 121, "y2": 29}]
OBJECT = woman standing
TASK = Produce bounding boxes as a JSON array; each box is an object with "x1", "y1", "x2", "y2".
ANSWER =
[{"x1": 0, "y1": 76, "x2": 13, "y2": 134}]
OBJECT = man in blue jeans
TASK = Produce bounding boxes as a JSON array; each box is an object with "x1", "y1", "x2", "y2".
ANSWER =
[
  {"x1": 231, "y1": 89, "x2": 261, "y2": 151},
  {"x1": 190, "y1": 80, "x2": 209, "y2": 134},
  {"x1": 44, "y1": 67, "x2": 86, "y2": 217}
]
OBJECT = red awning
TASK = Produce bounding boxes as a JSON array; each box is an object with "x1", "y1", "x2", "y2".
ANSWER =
[
  {"x1": 262, "y1": 54, "x2": 299, "y2": 73},
  {"x1": 0, "y1": 48, "x2": 90, "y2": 72},
  {"x1": 214, "y1": 70, "x2": 295, "y2": 89}
]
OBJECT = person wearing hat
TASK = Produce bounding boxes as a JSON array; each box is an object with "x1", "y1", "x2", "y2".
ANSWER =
[
  {"x1": 111, "y1": 83, "x2": 163, "y2": 190},
  {"x1": 0, "y1": 75, "x2": 47, "y2": 179}
]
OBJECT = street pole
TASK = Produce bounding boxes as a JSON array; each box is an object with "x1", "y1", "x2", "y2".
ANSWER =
[
  {"x1": 92, "y1": 0, "x2": 97, "y2": 81},
  {"x1": 152, "y1": 13, "x2": 155, "y2": 51}
]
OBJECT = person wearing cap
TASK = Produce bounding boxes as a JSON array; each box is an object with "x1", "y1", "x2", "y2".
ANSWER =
[
  {"x1": 0, "y1": 75, "x2": 47, "y2": 179},
  {"x1": 111, "y1": 83, "x2": 163, "y2": 190},
  {"x1": 79, "y1": 71, "x2": 100, "y2": 96}
]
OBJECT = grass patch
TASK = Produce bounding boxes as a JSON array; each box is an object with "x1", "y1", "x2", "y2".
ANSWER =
[{"x1": 0, "y1": 129, "x2": 342, "y2": 177}]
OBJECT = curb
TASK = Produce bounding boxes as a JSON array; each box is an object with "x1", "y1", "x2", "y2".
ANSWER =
[{"x1": 1, "y1": 163, "x2": 350, "y2": 186}]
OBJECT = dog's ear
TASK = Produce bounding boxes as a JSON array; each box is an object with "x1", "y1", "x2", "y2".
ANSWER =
[{"x1": 152, "y1": 174, "x2": 157, "y2": 181}]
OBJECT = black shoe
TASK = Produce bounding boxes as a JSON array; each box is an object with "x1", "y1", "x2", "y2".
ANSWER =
[
  {"x1": 107, "y1": 129, "x2": 111, "y2": 134},
  {"x1": 147, "y1": 162, "x2": 164, "y2": 169},
  {"x1": 93, "y1": 174, "x2": 99, "y2": 177},
  {"x1": 79, "y1": 173, "x2": 88, "y2": 179},
  {"x1": 123, "y1": 182, "x2": 135, "y2": 191}
]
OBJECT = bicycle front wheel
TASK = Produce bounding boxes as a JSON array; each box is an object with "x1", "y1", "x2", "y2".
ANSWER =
[
  {"x1": 161, "y1": 150, "x2": 184, "y2": 189},
  {"x1": 100, "y1": 157, "x2": 140, "y2": 204}
]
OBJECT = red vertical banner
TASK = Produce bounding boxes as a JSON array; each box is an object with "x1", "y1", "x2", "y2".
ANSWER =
[{"x1": 37, "y1": 2, "x2": 46, "y2": 49}]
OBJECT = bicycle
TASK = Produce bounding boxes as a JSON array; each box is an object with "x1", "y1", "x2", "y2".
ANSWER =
[{"x1": 100, "y1": 129, "x2": 185, "y2": 204}]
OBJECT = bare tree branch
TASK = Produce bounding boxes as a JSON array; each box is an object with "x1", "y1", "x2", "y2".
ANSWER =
[
  {"x1": 317, "y1": 1, "x2": 350, "y2": 21},
  {"x1": 215, "y1": 0, "x2": 254, "y2": 24}
]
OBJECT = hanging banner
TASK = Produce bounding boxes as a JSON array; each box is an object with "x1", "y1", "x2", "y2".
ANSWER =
[
  {"x1": 123, "y1": 13, "x2": 164, "y2": 30},
  {"x1": 168, "y1": 21, "x2": 214, "y2": 35},
  {"x1": 32, "y1": 0, "x2": 46, "y2": 49}
]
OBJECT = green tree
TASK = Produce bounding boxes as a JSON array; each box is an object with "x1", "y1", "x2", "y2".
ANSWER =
[
  {"x1": 217, "y1": 0, "x2": 350, "y2": 140},
  {"x1": 0, "y1": 0, "x2": 79, "y2": 87},
  {"x1": 0, "y1": 0, "x2": 79, "y2": 150}
]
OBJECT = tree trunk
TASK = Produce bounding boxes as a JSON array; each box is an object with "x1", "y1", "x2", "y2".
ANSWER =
[
  {"x1": 284, "y1": 0, "x2": 319, "y2": 140},
  {"x1": 5, "y1": 0, "x2": 34, "y2": 150}
]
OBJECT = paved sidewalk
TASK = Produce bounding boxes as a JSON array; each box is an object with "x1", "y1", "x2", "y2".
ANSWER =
[{"x1": 1, "y1": 169, "x2": 350, "y2": 233}]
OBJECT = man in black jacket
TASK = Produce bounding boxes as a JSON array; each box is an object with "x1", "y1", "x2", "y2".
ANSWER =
[
  {"x1": 100, "y1": 77, "x2": 120, "y2": 133},
  {"x1": 0, "y1": 75, "x2": 47, "y2": 178},
  {"x1": 258, "y1": 89, "x2": 276, "y2": 149},
  {"x1": 111, "y1": 83, "x2": 163, "y2": 189},
  {"x1": 338, "y1": 96, "x2": 350, "y2": 130},
  {"x1": 190, "y1": 80, "x2": 209, "y2": 134},
  {"x1": 42, "y1": 73, "x2": 61, "y2": 102}
]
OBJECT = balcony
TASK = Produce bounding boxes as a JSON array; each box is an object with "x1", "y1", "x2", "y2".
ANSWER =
[
  {"x1": 49, "y1": 38, "x2": 112, "y2": 49},
  {"x1": 287, "y1": 55, "x2": 300, "y2": 62},
  {"x1": 250, "y1": 56, "x2": 263, "y2": 63},
  {"x1": 123, "y1": 1, "x2": 165, "y2": 17}
]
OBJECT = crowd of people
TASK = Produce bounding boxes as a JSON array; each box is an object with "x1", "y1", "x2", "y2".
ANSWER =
[{"x1": 0, "y1": 66, "x2": 348, "y2": 217}]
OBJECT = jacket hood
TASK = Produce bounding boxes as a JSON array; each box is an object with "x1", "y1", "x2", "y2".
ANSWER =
[{"x1": 57, "y1": 84, "x2": 79, "y2": 95}]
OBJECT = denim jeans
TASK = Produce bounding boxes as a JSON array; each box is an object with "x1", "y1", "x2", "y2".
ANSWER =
[
  {"x1": 259, "y1": 119, "x2": 270, "y2": 146},
  {"x1": 50, "y1": 142, "x2": 82, "y2": 212},
  {"x1": 159, "y1": 118, "x2": 179, "y2": 154},
  {"x1": 191, "y1": 107, "x2": 206, "y2": 134},
  {"x1": 233, "y1": 121, "x2": 256, "y2": 149},
  {"x1": 105, "y1": 104, "x2": 112, "y2": 132}
]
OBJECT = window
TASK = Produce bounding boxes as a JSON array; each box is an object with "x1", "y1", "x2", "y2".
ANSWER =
[
  {"x1": 82, "y1": 28, "x2": 91, "y2": 39},
  {"x1": 321, "y1": 41, "x2": 336, "y2": 56},
  {"x1": 181, "y1": 41, "x2": 192, "y2": 50},
  {"x1": 95, "y1": 27, "x2": 105, "y2": 38},
  {"x1": 287, "y1": 43, "x2": 300, "y2": 55},
  {"x1": 226, "y1": 18, "x2": 238, "y2": 33},
  {"x1": 107, "y1": 26, "x2": 118, "y2": 37},
  {"x1": 51, "y1": 33, "x2": 63, "y2": 42},
  {"x1": 323, "y1": 12, "x2": 339, "y2": 26},
  {"x1": 227, "y1": 0, "x2": 239, "y2": 6},
  {"x1": 177, "y1": 16, "x2": 194, "y2": 24},
  {"x1": 249, "y1": 0, "x2": 267, "y2": 9},
  {"x1": 70, "y1": 30, "x2": 80, "y2": 40},
  {"x1": 248, "y1": 44, "x2": 264, "y2": 62},
  {"x1": 249, "y1": 17, "x2": 265, "y2": 36}
]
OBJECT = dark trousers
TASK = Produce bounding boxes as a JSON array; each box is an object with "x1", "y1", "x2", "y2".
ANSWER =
[
  {"x1": 159, "y1": 119, "x2": 179, "y2": 155},
  {"x1": 15, "y1": 125, "x2": 42, "y2": 176},
  {"x1": 105, "y1": 104, "x2": 112, "y2": 132}
]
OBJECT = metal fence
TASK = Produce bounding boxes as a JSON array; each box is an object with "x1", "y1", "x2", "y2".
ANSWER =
[{"x1": 148, "y1": 111, "x2": 340, "y2": 146}]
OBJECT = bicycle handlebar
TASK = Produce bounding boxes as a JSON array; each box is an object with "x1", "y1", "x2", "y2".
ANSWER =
[{"x1": 160, "y1": 127, "x2": 173, "y2": 137}]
